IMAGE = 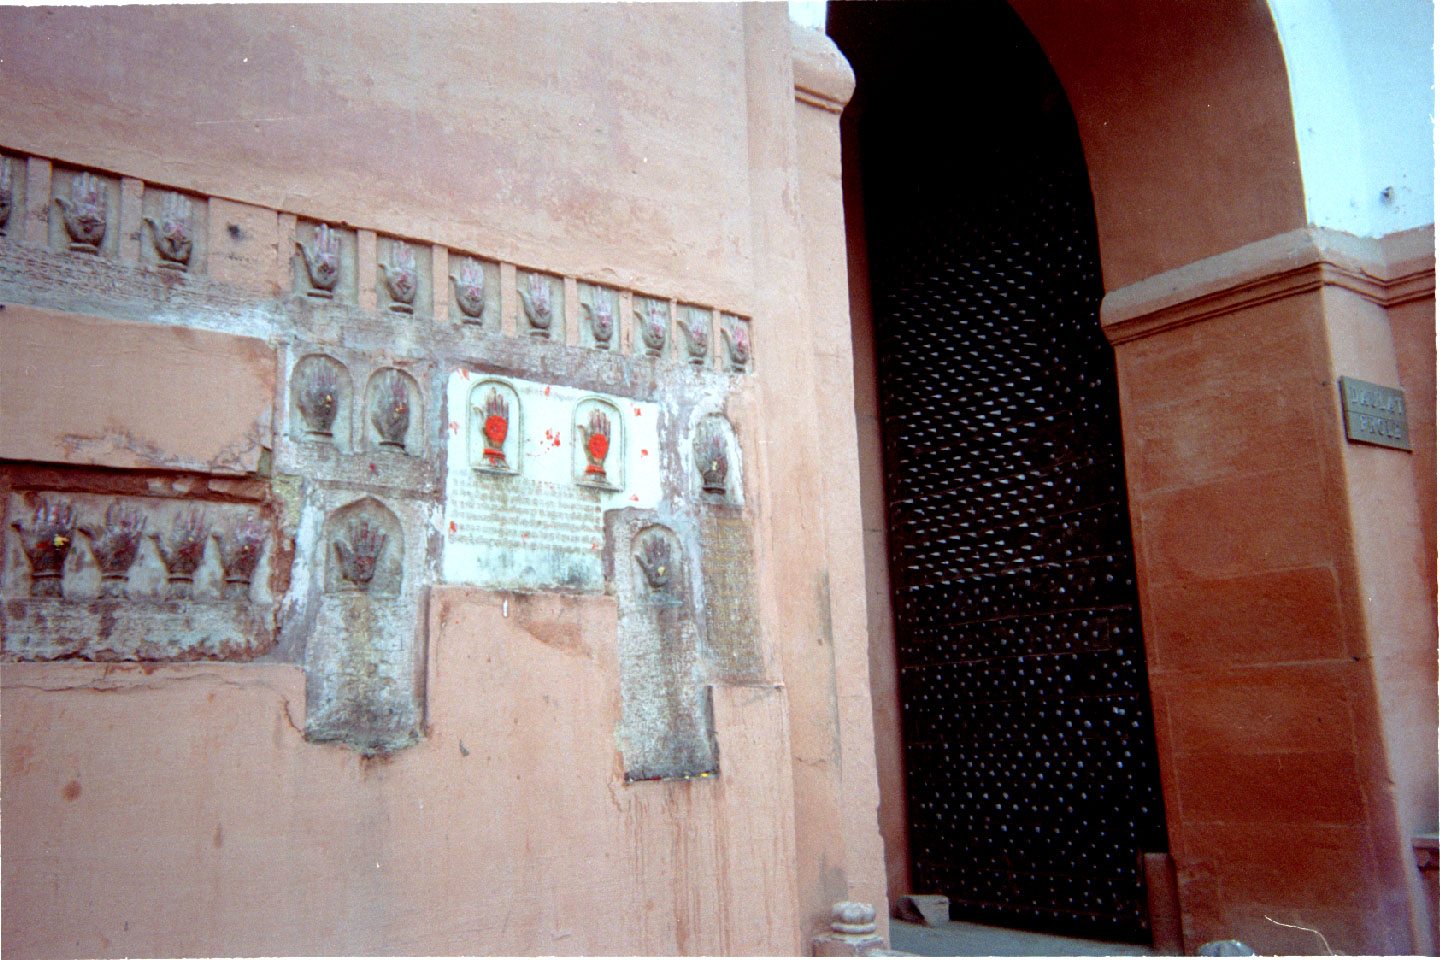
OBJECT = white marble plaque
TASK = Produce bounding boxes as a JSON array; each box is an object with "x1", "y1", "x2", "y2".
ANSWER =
[{"x1": 442, "y1": 370, "x2": 663, "y2": 589}]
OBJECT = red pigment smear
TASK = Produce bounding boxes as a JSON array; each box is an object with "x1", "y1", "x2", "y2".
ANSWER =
[
  {"x1": 449, "y1": 521, "x2": 457, "y2": 534},
  {"x1": 544, "y1": 385, "x2": 551, "y2": 396},
  {"x1": 641, "y1": 449, "x2": 649, "y2": 457},
  {"x1": 459, "y1": 368, "x2": 470, "y2": 379},
  {"x1": 630, "y1": 494, "x2": 639, "y2": 502},
  {"x1": 368, "y1": 462, "x2": 377, "y2": 473},
  {"x1": 591, "y1": 542, "x2": 599, "y2": 550},
  {"x1": 521, "y1": 532, "x2": 529, "y2": 540},
  {"x1": 633, "y1": 407, "x2": 642, "y2": 417},
  {"x1": 449, "y1": 420, "x2": 460, "y2": 434}
]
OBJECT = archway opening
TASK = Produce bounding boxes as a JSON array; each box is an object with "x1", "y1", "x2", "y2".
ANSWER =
[{"x1": 830, "y1": 0, "x2": 1170, "y2": 943}]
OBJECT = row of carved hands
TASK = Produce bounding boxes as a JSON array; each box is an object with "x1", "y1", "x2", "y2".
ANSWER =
[
  {"x1": 3, "y1": 169, "x2": 751, "y2": 367},
  {"x1": 639, "y1": 302, "x2": 750, "y2": 366},
  {"x1": 472, "y1": 384, "x2": 725, "y2": 491},
  {"x1": 293, "y1": 229, "x2": 424, "y2": 312},
  {"x1": 10, "y1": 499, "x2": 266, "y2": 599},
  {"x1": 296, "y1": 363, "x2": 412, "y2": 446},
  {"x1": 35, "y1": 170, "x2": 193, "y2": 263},
  {"x1": 448, "y1": 265, "x2": 749, "y2": 368},
  {"x1": 474, "y1": 390, "x2": 615, "y2": 476}
]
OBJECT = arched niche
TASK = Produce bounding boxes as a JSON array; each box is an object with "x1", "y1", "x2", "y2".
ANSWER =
[
  {"x1": 467, "y1": 379, "x2": 521, "y2": 475},
  {"x1": 690, "y1": 412, "x2": 742, "y2": 504},
  {"x1": 572, "y1": 397, "x2": 624, "y2": 491}
]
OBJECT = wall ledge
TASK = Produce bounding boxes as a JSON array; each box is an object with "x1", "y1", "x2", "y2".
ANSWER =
[
  {"x1": 792, "y1": 21, "x2": 855, "y2": 114},
  {"x1": 1101, "y1": 224, "x2": 1436, "y2": 345}
]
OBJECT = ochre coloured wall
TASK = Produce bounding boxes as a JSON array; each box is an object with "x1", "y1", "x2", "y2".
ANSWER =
[
  {"x1": 0, "y1": 5, "x2": 756, "y2": 313},
  {"x1": 1102, "y1": 229, "x2": 1436, "y2": 954}
]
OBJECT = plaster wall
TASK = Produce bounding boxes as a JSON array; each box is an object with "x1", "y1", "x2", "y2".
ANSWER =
[
  {"x1": 0, "y1": 5, "x2": 885, "y2": 956},
  {"x1": 1268, "y1": 0, "x2": 1435, "y2": 237}
]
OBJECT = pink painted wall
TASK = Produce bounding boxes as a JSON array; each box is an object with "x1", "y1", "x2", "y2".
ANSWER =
[
  {"x1": 0, "y1": 6, "x2": 887, "y2": 956},
  {"x1": 2, "y1": 590, "x2": 800, "y2": 957}
]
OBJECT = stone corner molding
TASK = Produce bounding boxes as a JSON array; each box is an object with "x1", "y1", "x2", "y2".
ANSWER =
[
  {"x1": 1101, "y1": 224, "x2": 1437, "y2": 345},
  {"x1": 792, "y1": 21, "x2": 855, "y2": 115}
]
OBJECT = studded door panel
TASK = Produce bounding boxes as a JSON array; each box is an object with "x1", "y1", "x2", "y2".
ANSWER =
[{"x1": 871, "y1": 152, "x2": 1169, "y2": 941}]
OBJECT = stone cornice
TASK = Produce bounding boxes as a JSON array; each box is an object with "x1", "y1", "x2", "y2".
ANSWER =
[
  {"x1": 791, "y1": 22, "x2": 855, "y2": 115},
  {"x1": 1101, "y1": 225, "x2": 1436, "y2": 345}
]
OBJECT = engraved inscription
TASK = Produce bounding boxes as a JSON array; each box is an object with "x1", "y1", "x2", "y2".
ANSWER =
[
  {"x1": 450, "y1": 478, "x2": 601, "y2": 554},
  {"x1": 700, "y1": 514, "x2": 763, "y2": 682},
  {"x1": 449, "y1": 475, "x2": 603, "y2": 588}
]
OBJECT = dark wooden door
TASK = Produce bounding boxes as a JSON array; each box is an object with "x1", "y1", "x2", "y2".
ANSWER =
[{"x1": 833, "y1": 1, "x2": 1170, "y2": 942}]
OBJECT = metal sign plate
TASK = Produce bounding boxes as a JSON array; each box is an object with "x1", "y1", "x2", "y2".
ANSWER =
[{"x1": 1339, "y1": 376, "x2": 1411, "y2": 451}]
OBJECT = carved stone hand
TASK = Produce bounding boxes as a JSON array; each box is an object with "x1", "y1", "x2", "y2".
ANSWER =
[
  {"x1": 151, "y1": 509, "x2": 209, "y2": 598},
  {"x1": 476, "y1": 388, "x2": 510, "y2": 467},
  {"x1": 379, "y1": 241, "x2": 417, "y2": 310},
  {"x1": 724, "y1": 320, "x2": 750, "y2": 369},
  {"x1": 0, "y1": 157, "x2": 12, "y2": 234},
  {"x1": 80, "y1": 500, "x2": 146, "y2": 597},
  {"x1": 635, "y1": 534, "x2": 674, "y2": 591},
  {"x1": 11, "y1": 498, "x2": 77, "y2": 597},
  {"x1": 53, "y1": 171, "x2": 107, "y2": 251},
  {"x1": 578, "y1": 409, "x2": 611, "y2": 479},
  {"x1": 297, "y1": 222, "x2": 341, "y2": 293},
  {"x1": 297, "y1": 361, "x2": 341, "y2": 436},
  {"x1": 144, "y1": 192, "x2": 193, "y2": 268},
  {"x1": 519, "y1": 273, "x2": 553, "y2": 334},
  {"x1": 637, "y1": 301, "x2": 667, "y2": 353},
  {"x1": 451, "y1": 257, "x2": 486, "y2": 320},
  {"x1": 695, "y1": 426, "x2": 729, "y2": 493},
  {"x1": 219, "y1": 514, "x2": 266, "y2": 599},
  {"x1": 582, "y1": 293, "x2": 614, "y2": 346},
  {"x1": 334, "y1": 520, "x2": 387, "y2": 590},
  {"x1": 680, "y1": 307, "x2": 709, "y2": 359},
  {"x1": 372, "y1": 372, "x2": 410, "y2": 447}
]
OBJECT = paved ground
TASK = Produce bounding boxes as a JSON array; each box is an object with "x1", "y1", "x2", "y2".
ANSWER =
[{"x1": 889, "y1": 918, "x2": 1159, "y2": 957}]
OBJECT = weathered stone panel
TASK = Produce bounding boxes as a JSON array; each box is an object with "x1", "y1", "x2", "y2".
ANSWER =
[
  {"x1": 607, "y1": 507, "x2": 717, "y2": 782},
  {"x1": 301, "y1": 493, "x2": 428, "y2": 754}
]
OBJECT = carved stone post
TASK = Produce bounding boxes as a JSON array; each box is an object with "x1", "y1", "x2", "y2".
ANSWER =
[{"x1": 811, "y1": 902, "x2": 886, "y2": 957}]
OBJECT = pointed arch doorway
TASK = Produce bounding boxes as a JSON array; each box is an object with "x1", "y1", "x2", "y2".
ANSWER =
[{"x1": 830, "y1": 1, "x2": 1170, "y2": 942}]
